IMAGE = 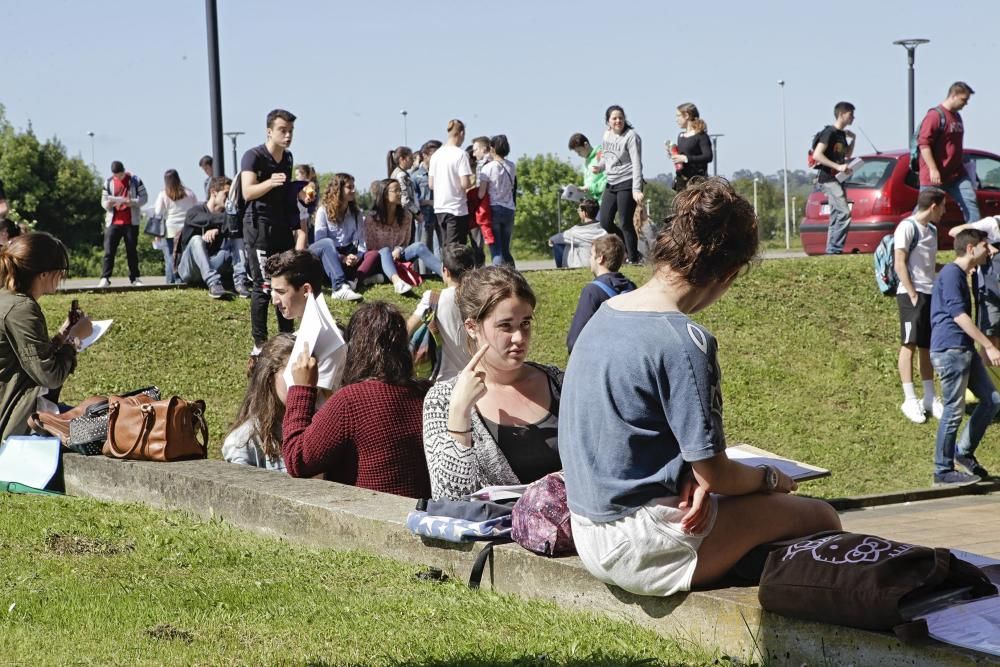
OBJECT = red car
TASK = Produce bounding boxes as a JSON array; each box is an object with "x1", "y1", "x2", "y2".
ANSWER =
[{"x1": 799, "y1": 149, "x2": 1000, "y2": 255}]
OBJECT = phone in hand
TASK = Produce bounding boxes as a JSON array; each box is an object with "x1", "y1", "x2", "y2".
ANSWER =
[{"x1": 69, "y1": 299, "x2": 82, "y2": 327}]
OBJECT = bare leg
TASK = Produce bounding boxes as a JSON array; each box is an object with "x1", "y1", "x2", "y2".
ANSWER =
[
  {"x1": 691, "y1": 493, "x2": 840, "y2": 587},
  {"x1": 898, "y1": 343, "x2": 916, "y2": 385}
]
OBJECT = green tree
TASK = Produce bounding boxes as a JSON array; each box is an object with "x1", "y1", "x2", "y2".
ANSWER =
[
  {"x1": 513, "y1": 153, "x2": 581, "y2": 252},
  {"x1": 0, "y1": 105, "x2": 103, "y2": 248}
]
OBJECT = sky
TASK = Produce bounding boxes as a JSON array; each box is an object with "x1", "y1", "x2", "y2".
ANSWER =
[{"x1": 3, "y1": 0, "x2": 999, "y2": 195}]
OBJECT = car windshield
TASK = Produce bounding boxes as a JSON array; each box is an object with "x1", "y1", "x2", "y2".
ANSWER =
[{"x1": 844, "y1": 158, "x2": 895, "y2": 189}]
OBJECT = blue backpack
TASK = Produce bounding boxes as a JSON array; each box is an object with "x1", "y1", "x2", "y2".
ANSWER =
[
  {"x1": 909, "y1": 107, "x2": 946, "y2": 173},
  {"x1": 873, "y1": 219, "x2": 929, "y2": 296}
]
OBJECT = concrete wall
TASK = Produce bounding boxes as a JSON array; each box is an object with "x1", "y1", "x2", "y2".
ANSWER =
[{"x1": 63, "y1": 454, "x2": 996, "y2": 666}]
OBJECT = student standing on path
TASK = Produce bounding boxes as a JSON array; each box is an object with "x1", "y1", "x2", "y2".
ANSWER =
[
  {"x1": 568, "y1": 133, "x2": 607, "y2": 202},
  {"x1": 895, "y1": 188, "x2": 947, "y2": 424},
  {"x1": 478, "y1": 134, "x2": 517, "y2": 267},
  {"x1": 918, "y1": 82, "x2": 979, "y2": 223},
  {"x1": 811, "y1": 102, "x2": 856, "y2": 255},
  {"x1": 241, "y1": 109, "x2": 306, "y2": 354},
  {"x1": 199, "y1": 155, "x2": 214, "y2": 200},
  {"x1": 412, "y1": 141, "x2": 442, "y2": 256},
  {"x1": 592, "y1": 105, "x2": 644, "y2": 265},
  {"x1": 667, "y1": 103, "x2": 713, "y2": 192},
  {"x1": 929, "y1": 228, "x2": 1000, "y2": 486},
  {"x1": 98, "y1": 161, "x2": 147, "y2": 287},
  {"x1": 949, "y1": 214, "x2": 1000, "y2": 367},
  {"x1": 152, "y1": 169, "x2": 198, "y2": 286},
  {"x1": 429, "y1": 120, "x2": 474, "y2": 248}
]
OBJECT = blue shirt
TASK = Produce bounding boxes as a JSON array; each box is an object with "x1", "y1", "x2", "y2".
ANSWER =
[
  {"x1": 931, "y1": 262, "x2": 974, "y2": 351},
  {"x1": 559, "y1": 306, "x2": 726, "y2": 521}
]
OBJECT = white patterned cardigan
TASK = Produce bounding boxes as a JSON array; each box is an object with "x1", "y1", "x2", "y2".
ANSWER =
[{"x1": 422, "y1": 362, "x2": 564, "y2": 500}]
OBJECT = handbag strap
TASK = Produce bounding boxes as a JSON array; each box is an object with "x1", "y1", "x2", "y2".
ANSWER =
[
  {"x1": 190, "y1": 401, "x2": 209, "y2": 455},
  {"x1": 105, "y1": 401, "x2": 154, "y2": 458}
]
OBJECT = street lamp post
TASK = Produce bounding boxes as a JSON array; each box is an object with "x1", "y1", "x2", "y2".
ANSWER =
[
  {"x1": 224, "y1": 131, "x2": 245, "y2": 178},
  {"x1": 752, "y1": 177, "x2": 759, "y2": 215},
  {"x1": 708, "y1": 133, "x2": 724, "y2": 177},
  {"x1": 204, "y1": 0, "x2": 225, "y2": 177},
  {"x1": 86, "y1": 131, "x2": 95, "y2": 168},
  {"x1": 778, "y1": 80, "x2": 790, "y2": 249},
  {"x1": 400, "y1": 109, "x2": 408, "y2": 146},
  {"x1": 893, "y1": 39, "x2": 930, "y2": 143}
]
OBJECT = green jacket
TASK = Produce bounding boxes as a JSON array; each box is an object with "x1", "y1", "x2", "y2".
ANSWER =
[
  {"x1": 0, "y1": 290, "x2": 76, "y2": 442},
  {"x1": 583, "y1": 147, "x2": 607, "y2": 201}
]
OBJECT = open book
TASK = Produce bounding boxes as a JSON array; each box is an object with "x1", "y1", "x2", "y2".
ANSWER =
[{"x1": 726, "y1": 443, "x2": 830, "y2": 482}]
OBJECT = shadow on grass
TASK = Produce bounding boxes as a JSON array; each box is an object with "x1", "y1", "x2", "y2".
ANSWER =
[{"x1": 306, "y1": 658, "x2": 686, "y2": 667}]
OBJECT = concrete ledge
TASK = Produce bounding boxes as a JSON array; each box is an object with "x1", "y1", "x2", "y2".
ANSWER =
[{"x1": 63, "y1": 454, "x2": 997, "y2": 666}]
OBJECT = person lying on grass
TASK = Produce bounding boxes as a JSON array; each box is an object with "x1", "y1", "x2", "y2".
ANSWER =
[
  {"x1": 559, "y1": 177, "x2": 841, "y2": 597},
  {"x1": 282, "y1": 302, "x2": 432, "y2": 498}
]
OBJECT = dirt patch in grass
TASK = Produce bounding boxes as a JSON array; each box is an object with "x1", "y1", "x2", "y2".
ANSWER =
[
  {"x1": 44, "y1": 532, "x2": 134, "y2": 556},
  {"x1": 144, "y1": 623, "x2": 194, "y2": 644}
]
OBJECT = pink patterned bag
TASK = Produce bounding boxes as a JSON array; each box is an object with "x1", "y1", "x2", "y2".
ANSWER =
[{"x1": 511, "y1": 471, "x2": 575, "y2": 557}]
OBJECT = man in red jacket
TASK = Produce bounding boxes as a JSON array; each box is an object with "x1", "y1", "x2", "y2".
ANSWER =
[{"x1": 918, "y1": 81, "x2": 979, "y2": 222}]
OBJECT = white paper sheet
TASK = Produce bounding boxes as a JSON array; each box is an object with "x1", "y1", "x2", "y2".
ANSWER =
[
  {"x1": 463, "y1": 484, "x2": 530, "y2": 502},
  {"x1": 919, "y1": 595, "x2": 1000, "y2": 657},
  {"x1": 283, "y1": 293, "x2": 346, "y2": 391},
  {"x1": 79, "y1": 319, "x2": 113, "y2": 351},
  {"x1": 836, "y1": 157, "x2": 864, "y2": 182},
  {"x1": 726, "y1": 447, "x2": 826, "y2": 481},
  {"x1": 0, "y1": 436, "x2": 61, "y2": 489}
]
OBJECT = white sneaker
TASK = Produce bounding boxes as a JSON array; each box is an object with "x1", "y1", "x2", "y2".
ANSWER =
[
  {"x1": 131, "y1": 279, "x2": 144, "y2": 287},
  {"x1": 97, "y1": 278, "x2": 111, "y2": 288},
  {"x1": 927, "y1": 396, "x2": 945, "y2": 420},
  {"x1": 331, "y1": 283, "x2": 363, "y2": 301},
  {"x1": 393, "y1": 280, "x2": 412, "y2": 295},
  {"x1": 901, "y1": 398, "x2": 928, "y2": 424}
]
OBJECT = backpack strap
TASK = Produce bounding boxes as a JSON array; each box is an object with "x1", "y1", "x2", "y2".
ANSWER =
[{"x1": 590, "y1": 279, "x2": 618, "y2": 299}]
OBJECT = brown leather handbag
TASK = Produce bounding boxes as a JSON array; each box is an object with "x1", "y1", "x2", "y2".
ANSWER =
[{"x1": 103, "y1": 395, "x2": 208, "y2": 462}]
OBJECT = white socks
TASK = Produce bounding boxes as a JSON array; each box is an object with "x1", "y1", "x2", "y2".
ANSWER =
[{"x1": 902, "y1": 383, "x2": 918, "y2": 401}]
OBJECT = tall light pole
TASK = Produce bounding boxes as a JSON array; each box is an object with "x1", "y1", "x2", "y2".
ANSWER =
[
  {"x1": 204, "y1": 0, "x2": 225, "y2": 176},
  {"x1": 224, "y1": 131, "x2": 245, "y2": 178},
  {"x1": 893, "y1": 39, "x2": 930, "y2": 143},
  {"x1": 752, "y1": 177, "x2": 759, "y2": 215},
  {"x1": 708, "y1": 133, "x2": 724, "y2": 177},
  {"x1": 778, "y1": 80, "x2": 790, "y2": 249},
  {"x1": 86, "y1": 131, "x2": 95, "y2": 168},
  {"x1": 400, "y1": 109, "x2": 408, "y2": 146}
]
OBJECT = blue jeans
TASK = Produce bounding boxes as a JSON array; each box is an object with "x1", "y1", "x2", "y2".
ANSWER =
[
  {"x1": 162, "y1": 236, "x2": 177, "y2": 283},
  {"x1": 820, "y1": 180, "x2": 851, "y2": 255},
  {"x1": 490, "y1": 206, "x2": 516, "y2": 266},
  {"x1": 377, "y1": 243, "x2": 443, "y2": 279},
  {"x1": 229, "y1": 237, "x2": 248, "y2": 287},
  {"x1": 931, "y1": 348, "x2": 1000, "y2": 474},
  {"x1": 309, "y1": 237, "x2": 347, "y2": 288},
  {"x1": 551, "y1": 243, "x2": 567, "y2": 268},
  {"x1": 178, "y1": 236, "x2": 238, "y2": 288},
  {"x1": 920, "y1": 174, "x2": 980, "y2": 222}
]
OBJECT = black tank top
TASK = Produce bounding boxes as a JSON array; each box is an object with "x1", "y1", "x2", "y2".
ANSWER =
[{"x1": 478, "y1": 375, "x2": 561, "y2": 484}]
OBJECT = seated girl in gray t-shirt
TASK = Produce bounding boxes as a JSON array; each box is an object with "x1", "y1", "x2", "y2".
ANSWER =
[{"x1": 559, "y1": 178, "x2": 841, "y2": 597}]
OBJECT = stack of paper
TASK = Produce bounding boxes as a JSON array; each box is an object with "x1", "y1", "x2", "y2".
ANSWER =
[
  {"x1": 283, "y1": 293, "x2": 346, "y2": 391},
  {"x1": 835, "y1": 157, "x2": 864, "y2": 183}
]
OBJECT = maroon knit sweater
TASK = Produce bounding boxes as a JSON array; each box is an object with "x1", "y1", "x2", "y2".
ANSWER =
[{"x1": 282, "y1": 381, "x2": 432, "y2": 498}]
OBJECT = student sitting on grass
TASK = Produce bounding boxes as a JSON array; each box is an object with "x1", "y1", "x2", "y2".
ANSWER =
[
  {"x1": 406, "y1": 243, "x2": 477, "y2": 382},
  {"x1": 222, "y1": 334, "x2": 294, "y2": 471},
  {"x1": 566, "y1": 234, "x2": 636, "y2": 353},
  {"x1": 549, "y1": 198, "x2": 606, "y2": 269},
  {"x1": 559, "y1": 178, "x2": 841, "y2": 597},
  {"x1": 423, "y1": 266, "x2": 563, "y2": 499},
  {"x1": 282, "y1": 302, "x2": 432, "y2": 498}
]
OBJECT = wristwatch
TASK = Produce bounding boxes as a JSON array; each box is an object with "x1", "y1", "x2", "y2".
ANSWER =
[{"x1": 758, "y1": 465, "x2": 778, "y2": 493}]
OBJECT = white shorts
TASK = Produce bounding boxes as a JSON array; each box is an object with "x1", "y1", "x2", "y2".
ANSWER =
[{"x1": 570, "y1": 495, "x2": 719, "y2": 597}]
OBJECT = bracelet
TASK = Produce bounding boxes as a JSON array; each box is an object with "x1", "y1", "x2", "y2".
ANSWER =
[{"x1": 447, "y1": 426, "x2": 472, "y2": 434}]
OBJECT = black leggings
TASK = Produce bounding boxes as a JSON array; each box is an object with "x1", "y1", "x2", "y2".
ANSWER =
[{"x1": 598, "y1": 182, "x2": 640, "y2": 263}]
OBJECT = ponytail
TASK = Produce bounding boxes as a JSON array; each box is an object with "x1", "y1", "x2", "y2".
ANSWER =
[{"x1": 387, "y1": 146, "x2": 413, "y2": 176}]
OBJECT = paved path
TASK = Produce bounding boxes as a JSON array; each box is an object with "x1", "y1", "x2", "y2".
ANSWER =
[
  {"x1": 841, "y1": 493, "x2": 1000, "y2": 558},
  {"x1": 60, "y1": 249, "x2": 806, "y2": 293}
]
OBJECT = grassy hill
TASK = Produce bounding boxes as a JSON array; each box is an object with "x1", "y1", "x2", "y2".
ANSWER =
[{"x1": 43, "y1": 254, "x2": 989, "y2": 499}]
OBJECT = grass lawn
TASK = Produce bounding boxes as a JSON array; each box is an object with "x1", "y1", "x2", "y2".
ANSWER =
[
  {"x1": 42, "y1": 253, "x2": 993, "y2": 498},
  {"x1": 0, "y1": 494, "x2": 715, "y2": 666}
]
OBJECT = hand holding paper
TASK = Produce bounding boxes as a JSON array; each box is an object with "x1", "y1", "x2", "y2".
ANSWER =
[{"x1": 282, "y1": 293, "x2": 346, "y2": 391}]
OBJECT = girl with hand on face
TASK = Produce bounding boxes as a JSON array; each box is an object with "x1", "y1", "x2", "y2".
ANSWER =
[
  {"x1": 362, "y1": 179, "x2": 443, "y2": 295},
  {"x1": 559, "y1": 178, "x2": 840, "y2": 598},
  {"x1": 667, "y1": 103, "x2": 713, "y2": 192},
  {"x1": 422, "y1": 266, "x2": 563, "y2": 499},
  {"x1": 592, "y1": 105, "x2": 645, "y2": 265},
  {"x1": 0, "y1": 233, "x2": 93, "y2": 440}
]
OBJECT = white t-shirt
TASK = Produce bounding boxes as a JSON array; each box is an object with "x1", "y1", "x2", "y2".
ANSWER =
[
  {"x1": 429, "y1": 145, "x2": 472, "y2": 216},
  {"x1": 412, "y1": 286, "x2": 470, "y2": 382},
  {"x1": 154, "y1": 188, "x2": 198, "y2": 239},
  {"x1": 480, "y1": 159, "x2": 516, "y2": 210},
  {"x1": 893, "y1": 216, "x2": 938, "y2": 295}
]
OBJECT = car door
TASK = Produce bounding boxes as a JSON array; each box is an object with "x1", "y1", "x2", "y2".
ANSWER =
[{"x1": 970, "y1": 152, "x2": 1000, "y2": 219}]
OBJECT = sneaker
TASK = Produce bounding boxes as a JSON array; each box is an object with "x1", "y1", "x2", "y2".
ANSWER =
[
  {"x1": 97, "y1": 278, "x2": 111, "y2": 288},
  {"x1": 208, "y1": 283, "x2": 225, "y2": 299},
  {"x1": 347, "y1": 279, "x2": 359, "y2": 291},
  {"x1": 956, "y1": 453, "x2": 990, "y2": 478},
  {"x1": 926, "y1": 396, "x2": 945, "y2": 420},
  {"x1": 393, "y1": 280, "x2": 412, "y2": 295},
  {"x1": 235, "y1": 283, "x2": 251, "y2": 299},
  {"x1": 331, "y1": 284, "x2": 363, "y2": 301},
  {"x1": 933, "y1": 470, "x2": 982, "y2": 486},
  {"x1": 130, "y1": 279, "x2": 144, "y2": 287},
  {"x1": 901, "y1": 398, "x2": 927, "y2": 424}
]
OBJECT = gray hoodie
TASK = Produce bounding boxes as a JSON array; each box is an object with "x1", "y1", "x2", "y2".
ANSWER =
[{"x1": 601, "y1": 129, "x2": 643, "y2": 192}]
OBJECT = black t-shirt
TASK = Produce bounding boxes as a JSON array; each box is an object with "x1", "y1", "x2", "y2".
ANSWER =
[
  {"x1": 240, "y1": 144, "x2": 296, "y2": 226},
  {"x1": 815, "y1": 126, "x2": 848, "y2": 183}
]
